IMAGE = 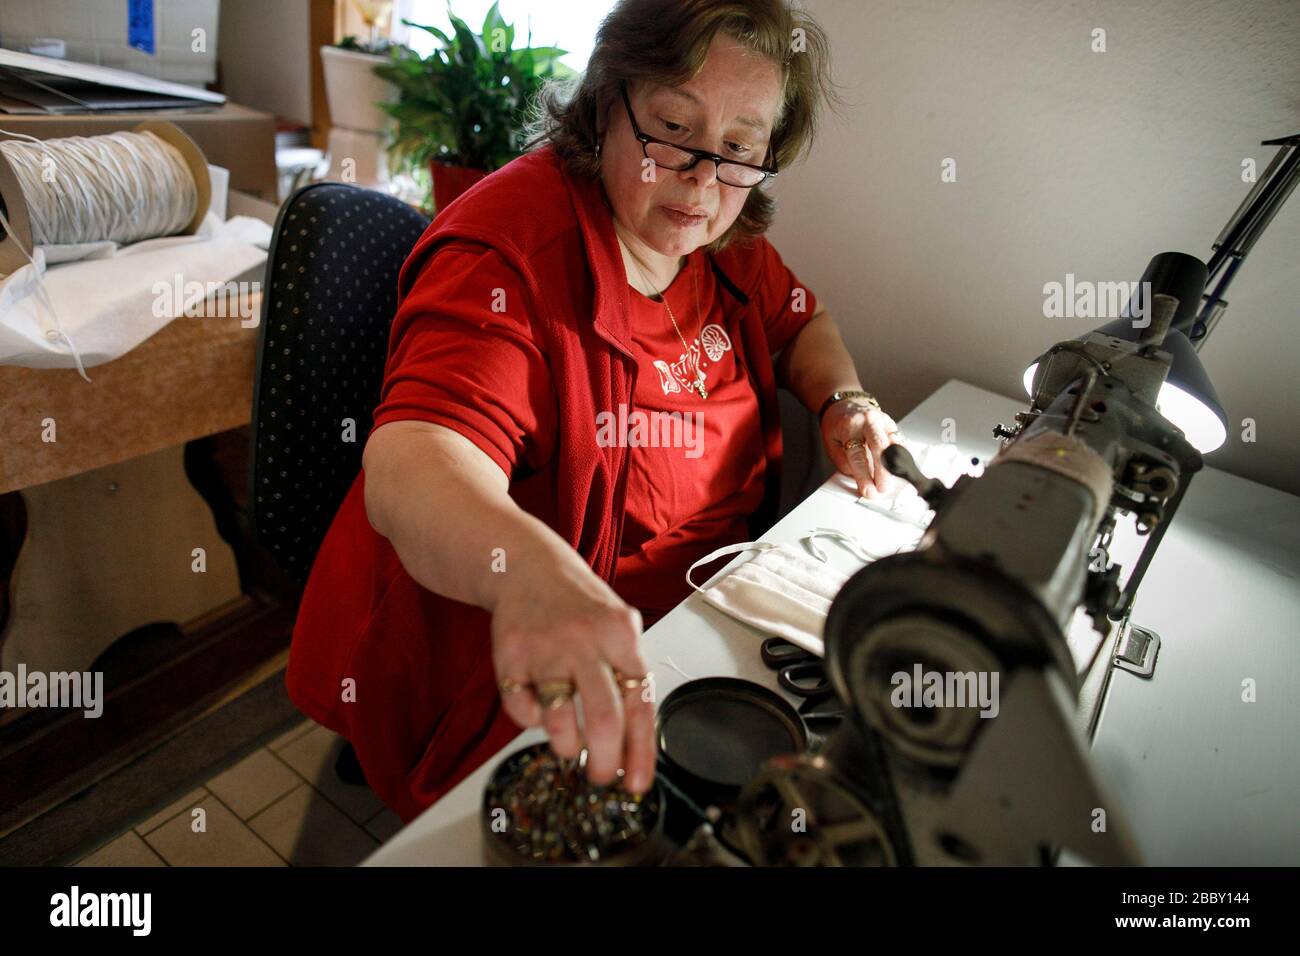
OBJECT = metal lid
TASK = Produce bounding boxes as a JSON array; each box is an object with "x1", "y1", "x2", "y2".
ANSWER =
[{"x1": 656, "y1": 677, "x2": 808, "y2": 796}]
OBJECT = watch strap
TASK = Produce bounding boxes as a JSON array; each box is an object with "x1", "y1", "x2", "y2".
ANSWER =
[{"x1": 818, "y1": 389, "x2": 880, "y2": 422}]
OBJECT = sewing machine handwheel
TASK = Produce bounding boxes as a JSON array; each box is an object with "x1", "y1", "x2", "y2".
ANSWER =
[
  {"x1": 735, "y1": 753, "x2": 897, "y2": 867},
  {"x1": 825, "y1": 553, "x2": 1068, "y2": 769}
]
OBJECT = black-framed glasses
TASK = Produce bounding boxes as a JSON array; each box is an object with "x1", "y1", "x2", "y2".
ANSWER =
[{"x1": 620, "y1": 83, "x2": 778, "y2": 188}]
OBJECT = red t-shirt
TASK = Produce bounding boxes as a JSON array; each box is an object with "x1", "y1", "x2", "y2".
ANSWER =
[
  {"x1": 368, "y1": 237, "x2": 818, "y2": 625},
  {"x1": 614, "y1": 249, "x2": 766, "y2": 623}
]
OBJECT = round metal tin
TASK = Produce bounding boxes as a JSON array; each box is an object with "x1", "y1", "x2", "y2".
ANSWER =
[{"x1": 655, "y1": 677, "x2": 809, "y2": 811}]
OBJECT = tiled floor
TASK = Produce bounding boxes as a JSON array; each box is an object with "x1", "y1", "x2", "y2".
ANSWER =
[{"x1": 71, "y1": 720, "x2": 405, "y2": 867}]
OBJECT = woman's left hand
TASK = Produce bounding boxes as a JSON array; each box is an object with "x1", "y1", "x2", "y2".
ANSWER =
[{"x1": 822, "y1": 398, "x2": 906, "y2": 501}]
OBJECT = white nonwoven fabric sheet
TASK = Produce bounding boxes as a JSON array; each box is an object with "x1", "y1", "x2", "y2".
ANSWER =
[{"x1": 0, "y1": 164, "x2": 272, "y2": 371}]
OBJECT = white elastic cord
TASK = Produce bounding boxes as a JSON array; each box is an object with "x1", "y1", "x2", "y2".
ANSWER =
[
  {"x1": 43, "y1": 321, "x2": 92, "y2": 383},
  {"x1": 660, "y1": 656, "x2": 694, "y2": 680},
  {"x1": 0, "y1": 128, "x2": 195, "y2": 245},
  {"x1": 0, "y1": 201, "x2": 91, "y2": 382},
  {"x1": 685, "y1": 528, "x2": 890, "y2": 596},
  {"x1": 804, "y1": 527, "x2": 889, "y2": 563},
  {"x1": 684, "y1": 540, "x2": 777, "y2": 593}
]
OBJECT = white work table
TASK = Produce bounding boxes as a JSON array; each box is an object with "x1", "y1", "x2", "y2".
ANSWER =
[{"x1": 364, "y1": 379, "x2": 1300, "y2": 866}]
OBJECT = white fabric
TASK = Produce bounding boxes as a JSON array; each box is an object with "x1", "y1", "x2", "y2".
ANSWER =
[
  {"x1": 853, "y1": 437, "x2": 987, "y2": 529},
  {"x1": 683, "y1": 440, "x2": 985, "y2": 656},
  {"x1": 686, "y1": 529, "x2": 889, "y2": 657},
  {"x1": 0, "y1": 164, "x2": 272, "y2": 373}
]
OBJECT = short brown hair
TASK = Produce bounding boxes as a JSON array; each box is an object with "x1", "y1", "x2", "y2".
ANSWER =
[{"x1": 522, "y1": 0, "x2": 838, "y2": 253}]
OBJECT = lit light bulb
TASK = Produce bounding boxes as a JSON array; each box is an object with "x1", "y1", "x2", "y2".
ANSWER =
[{"x1": 1022, "y1": 362, "x2": 1226, "y2": 453}]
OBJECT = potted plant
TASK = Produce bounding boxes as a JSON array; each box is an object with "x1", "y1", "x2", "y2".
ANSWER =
[
  {"x1": 374, "y1": 2, "x2": 573, "y2": 213},
  {"x1": 320, "y1": 35, "x2": 402, "y2": 135}
]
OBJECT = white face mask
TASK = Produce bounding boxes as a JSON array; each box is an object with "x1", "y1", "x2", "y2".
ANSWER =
[{"x1": 685, "y1": 529, "x2": 887, "y2": 658}]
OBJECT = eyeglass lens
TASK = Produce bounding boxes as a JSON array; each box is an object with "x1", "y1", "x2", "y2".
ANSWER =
[{"x1": 643, "y1": 142, "x2": 767, "y2": 187}]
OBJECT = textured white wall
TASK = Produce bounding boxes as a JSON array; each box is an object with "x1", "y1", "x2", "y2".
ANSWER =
[{"x1": 768, "y1": 0, "x2": 1300, "y2": 494}]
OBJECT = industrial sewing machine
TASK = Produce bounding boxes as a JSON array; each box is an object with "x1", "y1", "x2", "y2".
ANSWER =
[{"x1": 732, "y1": 132, "x2": 1298, "y2": 866}]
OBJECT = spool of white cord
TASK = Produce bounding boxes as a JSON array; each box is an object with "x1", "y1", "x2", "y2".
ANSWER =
[
  {"x1": 2, "y1": 130, "x2": 195, "y2": 245},
  {"x1": 0, "y1": 121, "x2": 211, "y2": 381},
  {"x1": 0, "y1": 122, "x2": 210, "y2": 269}
]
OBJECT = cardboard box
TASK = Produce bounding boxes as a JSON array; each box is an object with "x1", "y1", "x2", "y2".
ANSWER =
[
  {"x1": 0, "y1": 102, "x2": 277, "y2": 200},
  {"x1": 0, "y1": 0, "x2": 221, "y2": 86}
]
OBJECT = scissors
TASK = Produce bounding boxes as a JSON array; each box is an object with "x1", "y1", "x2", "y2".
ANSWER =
[
  {"x1": 760, "y1": 637, "x2": 833, "y2": 698},
  {"x1": 759, "y1": 638, "x2": 845, "y2": 724}
]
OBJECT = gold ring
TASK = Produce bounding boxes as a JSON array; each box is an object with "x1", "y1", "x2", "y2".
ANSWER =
[
  {"x1": 536, "y1": 679, "x2": 576, "y2": 710},
  {"x1": 843, "y1": 438, "x2": 866, "y2": 450},
  {"x1": 498, "y1": 677, "x2": 526, "y2": 695},
  {"x1": 613, "y1": 670, "x2": 646, "y2": 692}
]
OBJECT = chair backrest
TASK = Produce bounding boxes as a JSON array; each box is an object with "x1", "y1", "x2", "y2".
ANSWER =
[
  {"x1": 249, "y1": 183, "x2": 430, "y2": 581},
  {"x1": 776, "y1": 387, "x2": 829, "y2": 521}
]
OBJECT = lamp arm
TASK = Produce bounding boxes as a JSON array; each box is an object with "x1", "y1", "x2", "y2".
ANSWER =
[{"x1": 1190, "y1": 133, "x2": 1300, "y2": 348}]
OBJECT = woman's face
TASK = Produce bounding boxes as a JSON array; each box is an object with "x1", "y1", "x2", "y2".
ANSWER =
[{"x1": 600, "y1": 34, "x2": 783, "y2": 262}]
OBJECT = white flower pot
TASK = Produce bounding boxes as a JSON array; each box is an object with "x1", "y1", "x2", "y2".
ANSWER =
[
  {"x1": 320, "y1": 45, "x2": 396, "y2": 134},
  {"x1": 324, "y1": 127, "x2": 389, "y2": 188}
]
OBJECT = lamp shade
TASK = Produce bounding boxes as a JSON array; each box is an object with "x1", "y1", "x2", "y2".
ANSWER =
[{"x1": 1023, "y1": 318, "x2": 1228, "y2": 453}]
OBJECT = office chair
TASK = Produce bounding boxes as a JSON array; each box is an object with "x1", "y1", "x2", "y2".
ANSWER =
[
  {"x1": 249, "y1": 183, "x2": 431, "y2": 582},
  {"x1": 777, "y1": 388, "x2": 828, "y2": 516}
]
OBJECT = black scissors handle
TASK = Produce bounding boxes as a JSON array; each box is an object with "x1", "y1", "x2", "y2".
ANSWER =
[
  {"x1": 777, "y1": 660, "x2": 832, "y2": 698},
  {"x1": 799, "y1": 691, "x2": 846, "y2": 722},
  {"x1": 760, "y1": 637, "x2": 812, "y2": 669}
]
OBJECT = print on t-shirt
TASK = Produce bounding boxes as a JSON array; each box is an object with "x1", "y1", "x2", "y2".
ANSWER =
[{"x1": 652, "y1": 323, "x2": 733, "y2": 396}]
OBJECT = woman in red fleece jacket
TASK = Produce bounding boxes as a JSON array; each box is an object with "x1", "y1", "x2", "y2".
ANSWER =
[{"x1": 287, "y1": 0, "x2": 904, "y2": 822}]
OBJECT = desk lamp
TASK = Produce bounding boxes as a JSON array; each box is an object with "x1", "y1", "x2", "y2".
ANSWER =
[
  {"x1": 1020, "y1": 132, "x2": 1298, "y2": 619},
  {"x1": 1024, "y1": 133, "x2": 1299, "y2": 455}
]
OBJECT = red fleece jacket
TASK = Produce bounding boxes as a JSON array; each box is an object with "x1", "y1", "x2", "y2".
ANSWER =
[{"x1": 286, "y1": 145, "x2": 796, "y2": 822}]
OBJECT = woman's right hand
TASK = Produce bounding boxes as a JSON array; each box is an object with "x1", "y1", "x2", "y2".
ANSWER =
[
  {"x1": 487, "y1": 558, "x2": 656, "y2": 794},
  {"x1": 363, "y1": 423, "x2": 655, "y2": 793}
]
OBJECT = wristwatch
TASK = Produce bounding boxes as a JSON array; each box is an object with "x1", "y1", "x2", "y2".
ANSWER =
[{"x1": 818, "y1": 389, "x2": 880, "y2": 423}]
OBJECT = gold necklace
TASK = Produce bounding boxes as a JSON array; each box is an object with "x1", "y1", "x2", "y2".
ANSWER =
[{"x1": 628, "y1": 251, "x2": 709, "y2": 399}]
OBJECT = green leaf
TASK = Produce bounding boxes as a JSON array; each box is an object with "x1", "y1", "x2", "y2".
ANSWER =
[
  {"x1": 382, "y1": 2, "x2": 571, "y2": 172},
  {"x1": 520, "y1": 45, "x2": 566, "y2": 62},
  {"x1": 447, "y1": 10, "x2": 485, "y2": 62},
  {"x1": 399, "y1": 18, "x2": 451, "y2": 46},
  {"x1": 481, "y1": 1, "x2": 504, "y2": 37}
]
